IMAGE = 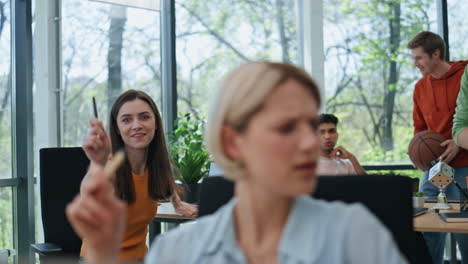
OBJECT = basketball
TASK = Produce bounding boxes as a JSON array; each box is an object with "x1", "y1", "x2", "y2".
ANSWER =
[{"x1": 408, "y1": 130, "x2": 446, "y2": 171}]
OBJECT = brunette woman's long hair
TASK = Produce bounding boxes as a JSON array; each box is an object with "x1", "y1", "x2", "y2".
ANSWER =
[{"x1": 109, "y1": 89, "x2": 176, "y2": 203}]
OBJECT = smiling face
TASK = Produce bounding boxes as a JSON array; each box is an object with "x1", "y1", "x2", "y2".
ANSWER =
[
  {"x1": 226, "y1": 79, "x2": 320, "y2": 197},
  {"x1": 116, "y1": 99, "x2": 156, "y2": 151},
  {"x1": 411, "y1": 46, "x2": 441, "y2": 76}
]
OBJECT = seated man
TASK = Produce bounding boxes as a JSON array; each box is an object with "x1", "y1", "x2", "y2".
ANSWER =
[{"x1": 316, "y1": 114, "x2": 366, "y2": 175}]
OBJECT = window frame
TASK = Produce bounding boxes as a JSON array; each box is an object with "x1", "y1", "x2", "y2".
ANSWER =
[{"x1": 11, "y1": 0, "x2": 35, "y2": 263}]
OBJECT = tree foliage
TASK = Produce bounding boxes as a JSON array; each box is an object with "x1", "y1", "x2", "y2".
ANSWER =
[
  {"x1": 175, "y1": 0, "x2": 298, "y2": 120},
  {"x1": 61, "y1": 1, "x2": 162, "y2": 146},
  {"x1": 0, "y1": 0, "x2": 12, "y2": 252},
  {"x1": 324, "y1": 0, "x2": 435, "y2": 163}
]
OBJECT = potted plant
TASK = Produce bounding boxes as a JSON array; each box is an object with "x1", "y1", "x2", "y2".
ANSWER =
[
  {"x1": 170, "y1": 113, "x2": 210, "y2": 203},
  {"x1": 413, "y1": 192, "x2": 425, "y2": 208}
]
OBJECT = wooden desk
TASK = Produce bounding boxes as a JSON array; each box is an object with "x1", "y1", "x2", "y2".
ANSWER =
[
  {"x1": 155, "y1": 202, "x2": 197, "y2": 220},
  {"x1": 414, "y1": 203, "x2": 468, "y2": 234},
  {"x1": 149, "y1": 203, "x2": 196, "y2": 244},
  {"x1": 414, "y1": 203, "x2": 468, "y2": 264}
]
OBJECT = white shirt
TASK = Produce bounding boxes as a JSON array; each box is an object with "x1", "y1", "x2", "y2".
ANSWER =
[{"x1": 316, "y1": 156, "x2": 356, "y2": 176}]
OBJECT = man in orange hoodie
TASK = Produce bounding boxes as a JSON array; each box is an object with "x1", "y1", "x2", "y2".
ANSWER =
[{"x1": 409, "y1": 31, "x2": 468, "y2": 264}]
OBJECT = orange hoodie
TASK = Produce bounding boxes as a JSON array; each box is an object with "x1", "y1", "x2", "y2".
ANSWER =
[{"x1": 413, "y1": 60, "x2": 468, "y2": 168}]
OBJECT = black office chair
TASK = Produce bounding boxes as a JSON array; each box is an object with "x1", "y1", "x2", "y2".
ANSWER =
[
  {"x1": 198, "y1": 174, "x2": 432, "y2": 264},
  {"x1": 198, "y1": 176, "x2": 234, "y2": 216},
  {"x1": 32, "y1": 147, "x2": 89, "y2": 263}
]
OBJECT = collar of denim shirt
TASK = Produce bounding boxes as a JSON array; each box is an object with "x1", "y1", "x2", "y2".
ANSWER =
[{"x1": 201, "y1": 195, "x2": 324, "y2": 263}]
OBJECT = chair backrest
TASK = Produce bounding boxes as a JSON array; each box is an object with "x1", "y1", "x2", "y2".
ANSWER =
[
  {"x1": 198, "y1": 175, "x2": 431, "y2": 264},
  {"x1": 313, "y1": 175, "x2": 418, "y2": 263},
  {"x1": 39, "y1": 147, "x2": 89, "y2": 254},
  {"x1": 198, "y1": 176, "x2": 234, "y2": 216}
]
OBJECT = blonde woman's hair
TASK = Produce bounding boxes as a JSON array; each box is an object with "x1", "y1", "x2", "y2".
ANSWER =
[{"x1": 205, "y1": 61, "x2": 321, "y2": 180}]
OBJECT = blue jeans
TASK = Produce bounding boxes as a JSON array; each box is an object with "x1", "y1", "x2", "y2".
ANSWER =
[{"x1": 420, "y1": 166, "x2": 468, "y2": 264}]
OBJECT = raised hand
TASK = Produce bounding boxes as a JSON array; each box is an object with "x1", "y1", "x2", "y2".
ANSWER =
[
  {"x1": 331, "y1": 146, "x2": 353, "y2": 160},
  {"x1": 331, "y1": 145, "x2": 367, "y2": 174},
  {"x1": 66, "y1": 163, "x2": 126, "y2": 264},
  {"x1": 83, "y1": 119, "x2": 111, "y2": 166}
]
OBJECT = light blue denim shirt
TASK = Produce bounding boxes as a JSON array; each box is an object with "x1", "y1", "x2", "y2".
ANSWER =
[{"x1": 146, "y1": 196, "x2": 407, "y2": 264}]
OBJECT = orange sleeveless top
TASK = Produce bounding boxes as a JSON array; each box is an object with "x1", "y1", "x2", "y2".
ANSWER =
[{"x1": 81, "y1": 170, "x2": 158, "y2": 262}]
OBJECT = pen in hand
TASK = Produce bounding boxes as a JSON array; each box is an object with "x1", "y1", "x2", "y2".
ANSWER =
[
  {"x1": 92, "y1": 96, "x2": 99, "y2": 119},
  {"x1": 92, "y1": 97, "x2": 101, "y2": 140}
]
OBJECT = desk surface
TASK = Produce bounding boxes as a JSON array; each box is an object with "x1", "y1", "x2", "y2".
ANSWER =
[
  {"x1": 414, "y1": 203, "x2": 468, "y2": 233},
  {"x1": 155, "y1": 202, "x2": 196, "y2": 220}
]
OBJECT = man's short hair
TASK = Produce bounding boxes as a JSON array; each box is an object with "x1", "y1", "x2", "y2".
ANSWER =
[
  {"x1": 319, "y1": 113, "x2": 339, "y2": 126},
  {"x1": 407, "y1": 31, "x2": 446, "y2": 60}
]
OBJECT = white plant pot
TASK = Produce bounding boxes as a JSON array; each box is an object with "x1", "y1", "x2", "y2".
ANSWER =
[{"x1": 413, "y1": 197, "x2": 425, "y2": 208}]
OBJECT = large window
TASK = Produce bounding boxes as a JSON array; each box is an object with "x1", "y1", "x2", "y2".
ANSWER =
[
  {"x1": 0, "y1": 187, "x2": 12, "y2": 254},
  {"x1": 323, "y1": 0, "x2": 437, "y2": 165},
  {"x1": 0, "y1": 188, "x2": 12, "y2": 258},
  {"x1": 62, "y1": 0, "x2": 161, "y2": 146},
  {"x1": 0, "y1": 0, "x2": 12, "y2": 253},
  {"x1": 0, "y1": 0, "x2": 11, "y2": 179},
  {"x1": 447, "y1": 0, "x2": 468, "y2": 60},
  {"x1": 3, "y1": 1, "x2": 466, "y2": 263},
  {"x1": 175, "y1": 0, "x2": 299, "y2": 121}
]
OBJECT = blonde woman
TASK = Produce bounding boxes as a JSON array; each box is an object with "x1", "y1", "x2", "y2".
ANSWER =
[{"x1": 67, "y1": 62, "x2": 407, "y2": 264}]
